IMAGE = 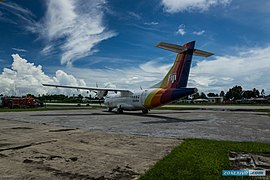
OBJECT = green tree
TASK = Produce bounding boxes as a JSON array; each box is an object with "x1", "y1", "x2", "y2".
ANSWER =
[
  {"x1": 242, "y1": 90, "x2": 253, "y2": 99},
  {"x1": 219, "y1": 91, "x2": 225, "y2": 97},
  {"x1": 192, "y1": 92, "x2": 200, "y2": 99},
  {"x1": 252, "y1": 88, "x2": 259, "y2": 98},
  {"x1": 225, "y1": 85, "x2": 242, "y2": 100},
  {"x1": 261, "y1": 89, "x2": 265, "y2": 97},
  {"x1": 200, "y1": 92, "x2": 207, "y2": 99}
]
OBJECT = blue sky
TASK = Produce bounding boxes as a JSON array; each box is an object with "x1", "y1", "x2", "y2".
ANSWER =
[{"x1": 0, "y1": 0, "x2": 270, "y2": 96}]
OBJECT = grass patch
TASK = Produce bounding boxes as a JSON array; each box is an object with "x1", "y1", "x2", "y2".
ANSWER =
[
  {"x1": 140, "y1": 139, "x2": 270, "y2": 180},
  {"x1": 256, "y1": 109, "x2": 270, "y2": 113},
  {"x1": 255, "y1": 109, "x2": 270, "y2": 116}
]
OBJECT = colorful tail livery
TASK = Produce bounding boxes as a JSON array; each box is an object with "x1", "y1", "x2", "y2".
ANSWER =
[
  {"x1": 43, "y1": 41, "x2": 213, "y2": 113},
  {"x1": 143, "y1": 41, "x2": 213, "y2": 110}
]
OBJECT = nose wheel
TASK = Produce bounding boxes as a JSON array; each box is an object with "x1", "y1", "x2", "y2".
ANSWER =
[
  {"x1": 108, "y1": 108, "x2": 113, "y2": 112},
  {"x1": 117, "y1": 108, "x2": 123, "y2": 114}
]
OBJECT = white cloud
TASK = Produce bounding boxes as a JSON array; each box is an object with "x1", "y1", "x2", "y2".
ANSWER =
[
  {"x1": 0, "y1": 54, "x2": 168, "y2": 96},
  {"x1": 0, "y1": 54, "x2": 87, "y2": 96},
  {"x1": 41, "y1": 45, "x2": 54, "y2": 56},
  {"x1": 37, "y1": 0, "x2": 117, "y2": 66},
  {"x1": 176, "y1": 24, "x2": 186, "y2": 35},
  {"x1": 0, "y1": 1, "x2": 34, "y2": 17},
  {"x1": 12, "y1": 48, "x2": 28, "y2": 52},
  {"x1": 161, "y1": 0, "x2": 231, "y2": 13},
  {"x1": 189, "y1": 45, "x2": 270, "y2": 93},
  {"x1": 64, "y1": 60, "x2": 170, "y2": 90},
  {"x1": 193, "y1": 30, "x2": 205, "y2": 35},
  {"x1": 140, "y1": 61, "x2": 171, "y2": 73},
  {"x1": 128, "y1": 11, "x2": 141, "y2": 20},
  {"x1": 1, "y1": 1, "x2": 116, "y2": 66},
  {"x1": 144, "y1": 21, "x2": 159, "y2": 25},
  {"x1": 0, "y1": 1, "x2": 36, "y2": 26}
]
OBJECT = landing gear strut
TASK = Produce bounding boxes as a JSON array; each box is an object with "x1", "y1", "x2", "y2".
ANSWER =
[
  {"x1": 142, "y1": 109, "x2": 148, "y2": 114},
  {"x1": 108, "y1": 108, "x2": 113, "y2": 112}
]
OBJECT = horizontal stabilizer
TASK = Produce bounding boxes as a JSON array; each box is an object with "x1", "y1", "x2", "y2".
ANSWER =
[
  {"x1": 193, "y1": 49, "x2": 214, "y2": 57},
  {"x1": 156, "y1": 42, "x2": 187, "y2": 54},
  {"x1": 156, "y1": 42, "x2": 214, "y2": 57}
]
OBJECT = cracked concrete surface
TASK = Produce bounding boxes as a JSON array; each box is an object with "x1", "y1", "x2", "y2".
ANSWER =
[{"x1": 0, "y1": 119, "x2": 180, "y2": 179}]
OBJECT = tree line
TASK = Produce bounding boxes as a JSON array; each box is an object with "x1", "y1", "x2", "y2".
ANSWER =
[{"x1": 191, "y1": 85, "x2": 267, "y2": 100}]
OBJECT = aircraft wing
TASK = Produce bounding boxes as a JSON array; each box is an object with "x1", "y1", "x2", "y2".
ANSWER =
[{"x1": 42, "y1": 83, "x2": 132, "y2": 93}]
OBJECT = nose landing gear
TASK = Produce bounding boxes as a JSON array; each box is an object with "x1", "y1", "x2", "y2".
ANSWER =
[{"x1": 117, "y1": 108, "x2": 123, "y2": 114}]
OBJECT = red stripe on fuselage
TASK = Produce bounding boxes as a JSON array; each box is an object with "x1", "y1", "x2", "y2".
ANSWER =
[
  {"x1": 150, "y1": 88, "x2": 177, "y2": 107},
  {"x1": 150, "y1": 89, "x2": 164, "y2": 107}
]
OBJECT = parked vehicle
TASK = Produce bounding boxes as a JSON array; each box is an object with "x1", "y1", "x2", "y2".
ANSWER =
[{"x1": 0, "y1": 96, "x2": 41, "y2": 109}]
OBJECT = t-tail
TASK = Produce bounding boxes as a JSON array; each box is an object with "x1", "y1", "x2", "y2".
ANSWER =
[
  {"x1": 157, "y1": 41, "x2": 213, "y2": 89},
  {"x1": 143, "y1": 41, "x2": 213, "y2": 109}
]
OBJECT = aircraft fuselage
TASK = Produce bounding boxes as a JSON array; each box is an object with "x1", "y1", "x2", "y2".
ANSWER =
[{"x1": 104, "y1": 87, "x2": 197, "y2": 111}]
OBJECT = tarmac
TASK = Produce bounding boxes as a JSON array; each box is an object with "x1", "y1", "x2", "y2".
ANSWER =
[
  {"x1": 0, "y1": 107, "x2": 269, "y2": 179},
  {"x1": 0, "y1": 117, "x2": 180, "y2": 179},
  {"x1": 1, "y1": 108, "x2": 270, "y2": 142}
]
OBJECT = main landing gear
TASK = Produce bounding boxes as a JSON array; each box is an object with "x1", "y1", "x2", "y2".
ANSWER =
[
  {"x1": 113, "y1": 107, "x2": 148, "y2": 114},
  {"x1": 107, "y1": 108, "x2": 122, "y2": 113},
  {"x1": 142, "y1": 109, "x2": 149, "y2": 114}
]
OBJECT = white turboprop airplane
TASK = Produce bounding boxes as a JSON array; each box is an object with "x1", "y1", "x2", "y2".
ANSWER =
[{"x1": 43, "y1": 41, "x2": 213, "y2": 113}]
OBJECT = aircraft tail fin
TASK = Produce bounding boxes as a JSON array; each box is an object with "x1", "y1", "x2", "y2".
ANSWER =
[{"x1": 157, "y1": 41, "x2": 213, "y2": 89}]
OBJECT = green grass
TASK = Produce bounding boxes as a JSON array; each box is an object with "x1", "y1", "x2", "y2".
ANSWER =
[
  {"x1": 140, "y1": 139, "x2": 270, "y2": 180},
  {"x1": 255, "y1": 109, "x2": 270, "y2": 116},
  {"x1": 256, "y1": 109, "x2": 270, "y2": 112}
]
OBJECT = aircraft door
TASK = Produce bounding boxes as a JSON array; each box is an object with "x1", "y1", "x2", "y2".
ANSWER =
[{"x1": 140, "y1": 90, "x2": 148, "y2": 106}]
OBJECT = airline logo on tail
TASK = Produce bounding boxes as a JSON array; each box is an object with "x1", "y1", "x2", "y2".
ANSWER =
[{"x1": 168, "y1": 74, "x2": 177, "y2": 83}]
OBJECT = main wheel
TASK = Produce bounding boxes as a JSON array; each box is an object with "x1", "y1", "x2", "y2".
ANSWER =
[{"x1": 142, "y1": 109, "x2": 148, "y2": 114}]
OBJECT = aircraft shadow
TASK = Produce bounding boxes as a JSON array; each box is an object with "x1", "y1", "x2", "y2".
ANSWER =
[
  {"x1": 112, "y1": 112, "x2": 208, "y2": 124},
  {"x1": 143, "y1": 111, "x2": 191, "y2": 115},
  {"x1": 31, "y1": 111, "x2": 207, "y2": 124},
  {"x1": 139, "y1": 114, "x2": 208, "y2": 124},
  {"x1": 31, "y1": 113, "x2": 119, "y2": 117}
]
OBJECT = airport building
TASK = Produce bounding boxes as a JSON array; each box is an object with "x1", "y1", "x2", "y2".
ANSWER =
[{"x1": 207, "y1": 97, "x2": 224, "y2": 104}]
